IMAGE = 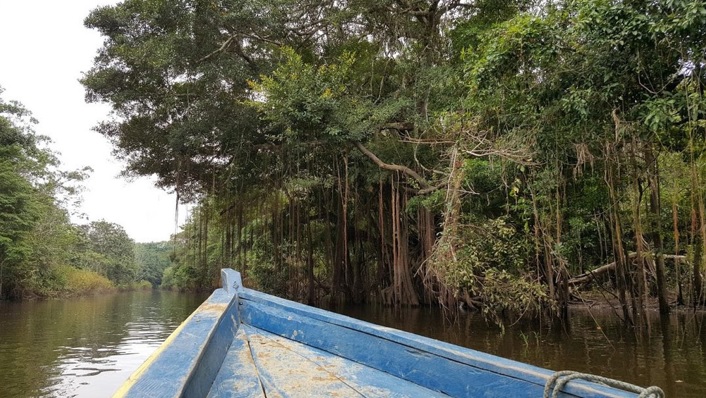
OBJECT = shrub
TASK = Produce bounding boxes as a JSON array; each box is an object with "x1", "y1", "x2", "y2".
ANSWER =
[{"x1": 52, "y1": 265, "x2": 115, "y2": 295}]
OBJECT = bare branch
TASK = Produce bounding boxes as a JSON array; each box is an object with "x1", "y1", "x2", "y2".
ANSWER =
[
  {"x1": 352, "y1": 141, "x2": 436, "y2": 193},
  {"x1": 417, "y1": 181, "x2": 447, "y2": 195},
  {"x1": 461, "y1": 128, "x2": 538, "y2": 166},
  {"x1": 380, "y1": 122, "x2": 415, "y2": 132},
  {"x1": 400, "y1": 137, "x2": 456, "y2": 145},
  {"x1": 197, "y1": 36, "x2": 235, "y2": 64}
]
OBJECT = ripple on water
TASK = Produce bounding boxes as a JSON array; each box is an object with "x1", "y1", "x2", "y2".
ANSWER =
[{"x1": 0, "y1": 290, "x2": 206, "y2": 398}]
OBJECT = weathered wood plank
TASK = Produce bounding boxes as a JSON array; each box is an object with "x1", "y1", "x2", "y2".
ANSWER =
[
  {"x1": 207, "y1": 328, "x2": 265, "y2": 398},
  {"x1": 239, "y1": 325, "x2": 451, "y2": 398}
]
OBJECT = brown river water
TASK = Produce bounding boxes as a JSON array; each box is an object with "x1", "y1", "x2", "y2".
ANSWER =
[
  {"x1": 0, "y1": 291, "x2": 704, "y2": 397},
  {"x1": 0, "y1": 290, "x2": 207, "y2": 398}
]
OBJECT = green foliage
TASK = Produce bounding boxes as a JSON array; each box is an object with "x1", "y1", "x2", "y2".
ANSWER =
[
  {"x1": 128, "y1": 280, "x2": 153, "y2": 290},
  {"x1": 161, "y1": 199, "x2": 226, "y2": 291},
  {"x1": 439, "y1": 217, "x2": 530, "y2": 289},
  {"x1": 461, "y1": 158, "x2": 511, "y2": 216},
  {"x1": 0, "y1": 88, "x2": 67, "y2": 299},
  {"x1": 74, "y1": 220, "x2": 138, "y2": 286},
  {"x1": 428, "y1": 216, "x2": 545, "y2": 323},
  {"x1": 479, "y1": 268, "x2": 547, "y2": 327},
  {"x1": 82, "y1": 0, "x2": 268, "y2": 201},
  {"x1": 251, "y1": 47, "x2": 412, "y2": 144},
  {"x1": 0, "y1": 88, "x2": 136, "y2": 300},
  {"x1": 161, "y1": 264, "x2": 200, "y2": 291},
  {"x1": 53, "y1": 265, "x2": 115, "y2": 295},
  {"x1": 80, "y1": 0, "x2": 706, "y2": 324},
  {"x1": 134, "y1": 241, "x2": 172, "y2": 286}
]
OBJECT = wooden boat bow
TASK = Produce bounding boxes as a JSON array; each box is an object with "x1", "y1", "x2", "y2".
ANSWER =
[{"x1": 114, "y1": 269, "x2": 663, "y2": 398}]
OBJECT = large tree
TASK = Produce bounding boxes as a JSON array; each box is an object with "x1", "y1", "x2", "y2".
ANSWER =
[
  {"x1": 81, "y1": 0, "x2": 545, "y2": 312},
  {"x1": 84, "y1": 0, "x2": 706, "y2": 326}
]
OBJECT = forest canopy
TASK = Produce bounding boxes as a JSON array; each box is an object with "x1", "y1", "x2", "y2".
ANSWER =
[{"x1": 82, "y1": 0, "x2": 706, "y2": 326}]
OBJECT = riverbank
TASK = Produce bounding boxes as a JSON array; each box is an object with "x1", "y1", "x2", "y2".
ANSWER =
[{"x1": 4, "y1": 265, "x2": 153, "y2": 301}]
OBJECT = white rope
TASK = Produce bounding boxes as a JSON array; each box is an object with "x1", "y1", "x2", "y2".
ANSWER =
[{"x1": 544, "y1": 370, "x2": 665, "y2": 398}]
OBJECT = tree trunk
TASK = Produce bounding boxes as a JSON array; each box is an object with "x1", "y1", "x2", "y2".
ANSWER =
[
  {"x1": 307, "y1": 222, "x2": 315, "y2": 305},
  {"x1": 333, "y1": 158, "x2": 350, "y2": 302},
  {"x1": 531, "y1": 190, "x2": 555, "y2": 315},
  {"x1": 607, "y1": 163, "x2": 632, "y2": 325},
  {"x1": 0, "y1": 260, "x2": 4, "y2": 300},
  {"x1": 238, "y1": 203, "x2": 244, "y2": 272},
  {"x1": 378, "y1": 177, "x2": 388, "y2": 290},
  {"x1": 692, "y1": 230, "x2": 704, "y2": 306},
  {"x1": 333, "y1": 199, "x2": 346, "y2": 300},
  {"x1": 694, "y1": 192, "x2": 706, "y2": 305},
  {"x1": 673, "y1": 201, "x2": 684, "y2": 305},
  {"x1": 689, "y1": 135, "x2": 704, "y2": 305},
  {"x1": 418, "y1": 205, "x2": 435, "y2": 303},
  {"x1": 203, "y1": 205, "x2": 210, "y2": 285},
  {"x1": 569, "y1": 254, "x2": 684, "y2": 286},
  {"x1": 390, "y1": 174, "x2": 419, "y2": 306},
  {"x1": 630, "y1": 148, "x2": 647, "y2": 326},
  {"x1": 645, "y1": 147, "x2": 669, "y2": 315},
  {"x1": 554, "y1": 177, "x2": 569, "y2": 323}
]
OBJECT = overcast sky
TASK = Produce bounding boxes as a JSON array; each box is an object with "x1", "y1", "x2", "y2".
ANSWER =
[{"x1": 0, "y1": 0, "x2": 189, "y2": 243}]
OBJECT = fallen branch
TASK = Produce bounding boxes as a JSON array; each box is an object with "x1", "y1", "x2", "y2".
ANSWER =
[{"x1": 569, "y1": 253, "x2": 686, "y2": 286}]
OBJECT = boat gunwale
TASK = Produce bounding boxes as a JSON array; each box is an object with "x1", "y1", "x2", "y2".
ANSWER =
[
  {"x1": 115, "y1": 269, "x2": 645, "y2": 398},
  {"x1": 238, "y1": 287, "x2": 635, "y2": 398},
  {"x1": 113, "y1": 270, "x2": 240, "y2": 398}
]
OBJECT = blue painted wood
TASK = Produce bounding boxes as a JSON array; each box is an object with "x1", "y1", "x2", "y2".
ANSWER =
[
  {"x1": 240, "y1": 294, "x2": 545, "y2": 397},
  {"x1": 115, "y1": 269, "x2": 650, "y2": 398},
  {"x1": 238, "y1": 288, "x2": 636, "y2": 398},
  {"x1": 221, "y1": 268, "x2": 242, "y2": 295},
  {"x1": 115, "y1": 270, "x2": 241, "y2": 398}
]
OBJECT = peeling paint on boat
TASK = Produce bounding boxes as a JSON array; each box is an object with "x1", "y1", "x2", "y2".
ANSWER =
[{"x1": 114, "y1": 269, "x2": 656, "y2": 398}]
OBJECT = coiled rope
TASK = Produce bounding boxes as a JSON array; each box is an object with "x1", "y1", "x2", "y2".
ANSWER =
[{"x1": 544, "y1": 370, "x2": 665, "y2": 398}]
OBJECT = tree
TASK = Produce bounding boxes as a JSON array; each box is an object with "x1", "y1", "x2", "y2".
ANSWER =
[
  {"x1": 84, "y1": 0, "x2": 706, "y2": 327},
  {"x1": 82, "y1": 0, "x2": 546, "y2": 314},
  {"x1": 461, "y1": 0, "x2": 706, "y2": 322},
  {"x1": 0, "y1": 88, "x2": 48, "y2": 299},
  {"x1": 135, "y1": 241, "x2": 173, "y2": 286},
  {"x1": 76, "y1": 220, "x2": 138, "y2": 286}
]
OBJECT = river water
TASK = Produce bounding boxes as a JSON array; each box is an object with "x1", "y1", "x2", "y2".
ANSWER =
[
  {"x1": 0, "y1": 290, "x2": 206, "y2": 398},
  {"x1": 1, "y1": 291, "x2": 704, "y2": 397}
]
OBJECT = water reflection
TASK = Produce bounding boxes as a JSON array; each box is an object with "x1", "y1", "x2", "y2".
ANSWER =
[
  {"x1": 337, "y1": 305, "x2": 706, "y2": 398},
  {"x1": 3, "y1": 291, "x2": 704, "y2": 397},
  {"x1": 0, "y1": 290, "x2": 206, "y2": 398}
]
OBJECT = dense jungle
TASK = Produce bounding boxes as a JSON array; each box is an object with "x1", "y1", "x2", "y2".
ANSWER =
[
  {"x1": 3, "y1": 0, "x2": 706, "y2": 331},
  {"x1": 83, "y1": 0, "x2": 706, "y2": 328}
]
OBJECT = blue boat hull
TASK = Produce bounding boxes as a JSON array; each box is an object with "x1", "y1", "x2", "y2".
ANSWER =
[{"x1": 114, "y1": 269, "x2": 659, "y2": 398}]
